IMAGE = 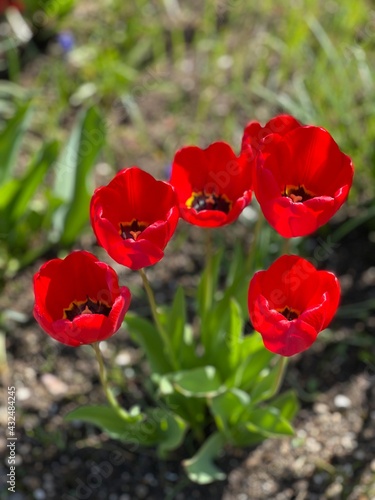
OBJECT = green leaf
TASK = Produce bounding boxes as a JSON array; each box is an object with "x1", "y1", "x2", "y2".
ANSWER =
[
  {"x1": 7, "y1": 140, "x2": 59, "y2": 224},
  {"x1": 65, "y1": 404, "x2": 186, "y2": 452},
  {"x1": 125, "y1": 313, "x2": 172, "y2": 374},
  {"x1": 153, "y1": 408, "x2": 187, "y2": 457},
  {"x1": 52, "y1": 106, "x2": 105, "y2": 246},
  {"x1": 227, "y1": 299, "x2": 243, "y2": 370},
  {"x1": 65, "y1": 405, "x2": 141, "y2": 440},
  {"x1": 171, "y1": 366, "x2": 224, "y2": 398},
  {"x1": 271, "y1": 390, "x2": 300, "y2": 421},
  {"x1": 0, "y1": 100, "x2": 32, "y2": 184},
  {"x1": 210, "y1": 388, "x2": 251, "y2": 433},
  {"x1": 230, "y1": 426, "x2": 268, "y2": 447},
  {"x1": 168, "y1": 286, "x2": 186, "y2": 357},
  {"x1": 246, "y1": 407, "x2": 295, "y2": 436},
  {"x1": 157, "y1": 366, "x2": 224, "y2": 398},
  {"x1": 250, "y1": 357, "x2": 285, "y2": 404},
  {"x1": 197, "y1": 248, "x2": 223, "y2": 321},
  {"x1": 183, "y1": 432, "x2": 226, "y2": 484},
  {"x1": 226, "y1": 342, "x2": 274, "y2": 391}
]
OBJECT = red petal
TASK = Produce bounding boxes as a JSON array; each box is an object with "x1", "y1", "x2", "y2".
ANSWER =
[
  {"x1": 248, "y1": 255, "x2": 340, "y2": 356},
  {"x1": 170, "y1": 142, "x2": 253, "y2": 227}
]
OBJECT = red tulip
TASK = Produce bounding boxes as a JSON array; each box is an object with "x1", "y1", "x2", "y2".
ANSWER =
[
  {"x1": 248, "y1": 255, "x2": 340, "y2": 356},
  {"x1": 90, "y1": 167, "x2": 179, "y2": 270},
  {"x1": 254, "y1": 126, "x2": 354, "y2": 237},
  {"x1": 241, "y1": 114, "x2": 302, "y2": 158},
  {"x1": 169, "y1": 141, "x2": 253, "y2": 228},
  {"x1": 33, "y1": 251, "x2": 131, "y2": 347}
]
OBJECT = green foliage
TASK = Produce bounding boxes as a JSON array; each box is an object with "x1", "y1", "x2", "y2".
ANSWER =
[
  {"x1": 124, "y1": 254, "x2": 298, "y2": 483},
  {"x1": 0, "y1": 89, "x2": 105, "y2": 275},
  {"x1": 65, "y1": 405, "x2": 187, "y2": 455},
  {"x1": 52, "y1": 106, "x2": 106, "y2": 246}
]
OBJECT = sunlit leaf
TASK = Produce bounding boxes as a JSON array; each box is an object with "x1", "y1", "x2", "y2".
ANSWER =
[{"x1": 183, "y1": 432, "x2": 226, "y2": 484}]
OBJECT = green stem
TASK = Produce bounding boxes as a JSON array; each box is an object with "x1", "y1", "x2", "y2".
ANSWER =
[
  {"x1": 204, "y1": 228, "x2": 214, "y2": 315},
  {"x1": 139, "y1": 268, "x2": 179, "y2": 371},
  {"x1": 92, "y1": 342, "x2": 131, "y2": 420},
  {"x1": 271, "y1": 355, "x2": 288, "y2": 397},
  {"x1": 281, "y1": 237, "x2": 292, "y2": 255},
  {"x1": 245, "y1": 211, "x2": 264, "y2": 274}
]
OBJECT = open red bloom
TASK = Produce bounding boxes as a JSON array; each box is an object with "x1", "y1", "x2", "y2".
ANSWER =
[
  {"x1": 90, "y1": 167, "x2": 179, "y2": 270},
  {"x1": 33, "y1": 251, "x2": 131, "y2": 347},
  {"x1": 254, "y1": 126, "x2": 354, "y2": 237},
  {"x1": 241, "y1": 114, "x2": 302, "y2": 158},
  {"x1": 248, "y1": 255, "x2": 340, "y2": 356},
  {"x1": 169, "y1": 141, "x2": 253, "y2": 228}
]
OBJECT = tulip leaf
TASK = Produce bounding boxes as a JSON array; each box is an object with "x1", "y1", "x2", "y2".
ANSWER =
[
  {"x1": 65, "y1": 405, "x2": 186, "y2": 453},
  {"x1": 245, "y1": 407, "x2": 295, "y2": 436},
  {"x1": 227, "y1": 298, "x2": 243, "y2": 370},
  {"x1": 209, "y1": 388, "x2": 251, "y2": 433},
  {"x1": 225, "y1": 342, "x2": 274, "y2": 391},
  {"x1": 167, "y1": 286, "x2": 186, "y2": 356},
  {"x1": 197, "y1": 248, "x2": 223, "y2": 322},
  {"x1": 152, "y1": 408, "x2": 187, "y2": 457},
  {"x1": 250, "y1": 357, "x2": 286, "y2": 405},
  {"x1": 230, "y1": 407, "x2": 294, "y2": 447},
  {"x1": 7, "y1": 140, "x2": 59, "y2": 225},
  {"x1": 183, "y1": 432, "x2": 226, "y2": 484},
  {"x1": 65, "y1": 405, "x2": 142, "y2": 440},
  {"x1": 157, "y1": 365, "x2": 224, "y2": 398},
  {"x1": 125, "y1": 313, "x2": 172, "y2": 374},
  {"x1": 270, "y1": 390, "x2": 300, "y2": 421},
  {"x1": 173, "y1": 366, "x2": 224, "y2": 398},
  {"x1": 52, "y1": 106, "x2": 105, "y2": 246},
  {"x1": 229, "y1": 426, "x2": 268, "y2": 447},
  {"x1": 0, "y1": 100, "x2": 32, "y2": 184}
]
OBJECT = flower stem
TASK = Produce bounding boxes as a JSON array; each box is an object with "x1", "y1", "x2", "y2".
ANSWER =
[
  {"x1": 245, "y1": 210, "x2": 264, "y2": 274},
  {"x1": 204, "y1": 228, "x2": 214, "y2": 315},
  {"x1": 92, "y1": 342, "x2": 131, "y2": 420},
  {"x1": 271, "y1": 355, "x2": 288, "y2": 397},
  {"x1": 139, "y1": 268, "x2": 179, "y2": 371},
  {"x1": 282, "y1": 237, "x2": 292, "y2": 255}
]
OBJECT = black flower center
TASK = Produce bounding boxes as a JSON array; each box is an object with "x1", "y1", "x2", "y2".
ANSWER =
[
  {"x1": 64, "y1": 297, "x2": 111, "y2": 321},
  {"x1": 278, "y1": 306, "x2": 300, "y2": 321},
  {"x1": 282, "y1": 185, "x2": 314, "y2": 203},
  {"x1": 119, "y1": 219, "x2": 148, "y2": 240},
  {"x1": 187, "y1": 191, "x2": 232, "y2": 214}
]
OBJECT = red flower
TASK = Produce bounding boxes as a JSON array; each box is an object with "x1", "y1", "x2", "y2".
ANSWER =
[
  {"x1": 254, "y1": 126, "x2": 354, "y2": 237},
  {"x1": 241, "y1": 114, "x2": 302, "y2": 158},
  {"x1": 248, "y1": 255, "x2": 340, "y2": 356},
  {"x1": 0, "y1": 0, "x2": 24, "y2": 13},
  {"x1": 33, "y1": 251, "x2": 131, "y2": 347},
  {"x1": 169, "y1": 141, "x2": 253, "y2": 228},
  {"x1": 90, "y1": 167, "x2": 179, "y2": 270}
]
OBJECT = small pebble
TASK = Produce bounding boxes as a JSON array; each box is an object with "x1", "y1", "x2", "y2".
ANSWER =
[
  {"x1": 17, "y1": 387, "x2": 31, "y2": 401},
  {"x1": 334, "y1": 394, "x2": 351, "y2": 409},
  {"x1": 41, "y1": 374, "x2": 68, "y2": 397},
  {"x1": 33, "y1": 489, "x2": 47, "y2": 500}
]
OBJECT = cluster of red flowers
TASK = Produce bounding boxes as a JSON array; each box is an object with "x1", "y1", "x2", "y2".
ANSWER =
[{"x1": 33, "y1": 114, "x2": 353, "y2": 356}]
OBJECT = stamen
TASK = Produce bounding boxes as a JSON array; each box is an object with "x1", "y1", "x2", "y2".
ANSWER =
[
  {"x1": 186, "y1": 191, "x2": 232, "y2": 214},
  {"x1": 277, "y1": 306, "x2": 299, "y2": 321},
  {"x1": 119, "y1": 219, "x2": 148, "y2": 240},
  {"x1": 282, "y1": 185, "x2": 314, "y2": 203},
  {"x1": 64, "y1": 296, "x2": 111, "y2": 321}
]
